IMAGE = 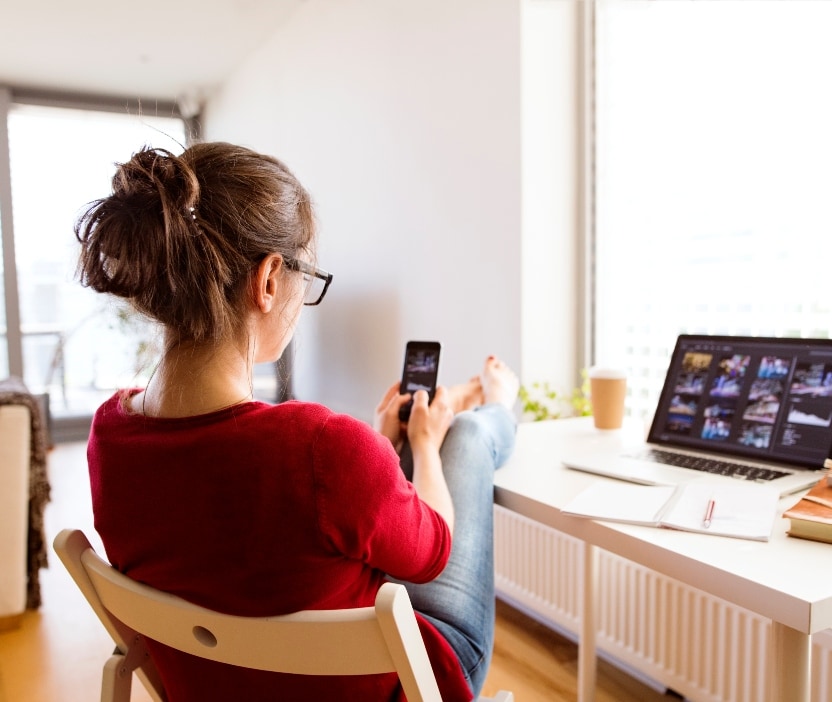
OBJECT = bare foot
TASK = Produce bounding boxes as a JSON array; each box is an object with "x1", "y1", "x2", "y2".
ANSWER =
[
  {"x1": 481, "y1": 356, "x2": 520, "y2": 409},
  {"x1": 447, "y1": 376, "x2": 485, "y2": 414}
]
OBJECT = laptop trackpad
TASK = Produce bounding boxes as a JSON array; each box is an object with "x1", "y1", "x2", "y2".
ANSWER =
[{"x1": 563, "y1": 453, "x2": 694, "y2": 486}]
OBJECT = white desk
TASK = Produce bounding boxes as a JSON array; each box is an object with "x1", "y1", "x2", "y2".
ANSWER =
[{"x1": 493, "y1": 417, "x2": 832, "y2": 702}]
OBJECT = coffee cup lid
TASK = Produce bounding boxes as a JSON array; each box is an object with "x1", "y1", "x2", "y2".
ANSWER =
[{"x1": 588, "y1": 366, "x2": 626, "y2": 380}]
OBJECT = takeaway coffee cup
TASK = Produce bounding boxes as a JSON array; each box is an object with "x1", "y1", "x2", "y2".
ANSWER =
[{"x1": 589, "y1": 367, "x2": 627, "y2": 430}]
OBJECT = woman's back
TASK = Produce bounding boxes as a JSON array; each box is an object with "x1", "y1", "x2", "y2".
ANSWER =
[{"x1": 88, "y1": 392, "x2": 461, "y2": 701}]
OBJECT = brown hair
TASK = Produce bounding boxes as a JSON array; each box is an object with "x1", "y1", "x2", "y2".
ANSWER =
[{"x1": 75, "y1": 142, "x2": 316, "y2": 343}]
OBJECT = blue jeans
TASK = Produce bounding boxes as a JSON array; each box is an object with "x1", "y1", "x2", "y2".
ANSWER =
[{"x1": 396, "y1": 404, "x2": 517, "y2": 697}]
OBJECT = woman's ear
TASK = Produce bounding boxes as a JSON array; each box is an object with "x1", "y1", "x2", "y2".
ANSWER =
[{"x1": 253, "y1": 254, "x2": 284, "y2": 313}]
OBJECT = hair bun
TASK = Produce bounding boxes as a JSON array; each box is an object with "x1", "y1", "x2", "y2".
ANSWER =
[{"x1": 113, "y1": 147, "x2": 200, "y2": 215}]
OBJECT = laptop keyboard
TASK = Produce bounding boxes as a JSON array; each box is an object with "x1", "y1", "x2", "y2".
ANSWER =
[{"x1": 630, "y1": 448, "x2": 790, "y2": 483}]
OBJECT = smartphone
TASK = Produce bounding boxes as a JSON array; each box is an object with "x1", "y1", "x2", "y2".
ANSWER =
[{"x1": 398, "y1": 341, "x2": 441, "y2": 422}]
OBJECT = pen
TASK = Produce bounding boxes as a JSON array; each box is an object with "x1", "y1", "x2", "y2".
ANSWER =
[{"x1": 702, "y1": 498, "x2": 716, "y2": 528}]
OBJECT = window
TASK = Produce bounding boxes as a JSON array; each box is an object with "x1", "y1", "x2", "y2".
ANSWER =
[
  {"x1": 4, "y1": 103, "x2": 185, "y2": 419},
  {"x1": 594, "y1": 0, "x2": 832, "y2": 419}
]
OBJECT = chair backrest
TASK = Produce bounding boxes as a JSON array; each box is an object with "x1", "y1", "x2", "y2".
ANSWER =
[{"x1": 53, "y1": 528, "x2": 444, "y2": 702}]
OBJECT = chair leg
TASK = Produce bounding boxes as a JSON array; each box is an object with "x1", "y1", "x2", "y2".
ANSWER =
[
  {"x1": 101, "y1": 653, "x2": 133, "y2": 702},
  {"x1": 477, "y1": 692, "x2": 514, "y2": 702}
]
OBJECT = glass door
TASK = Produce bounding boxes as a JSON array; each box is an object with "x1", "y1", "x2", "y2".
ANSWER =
[{"x1": 7, "y1": 104, "x2": 185, "y2": 421}]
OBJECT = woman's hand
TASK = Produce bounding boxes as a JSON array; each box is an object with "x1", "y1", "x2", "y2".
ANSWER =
[
  {"x1": 407, "y1": 387, "x2": 455, "y2": 533},
  {"x1": 373, "y1": 382, "x2": 410, "y2": 448},
  {"x1": 406, "y1": 387, "x2": 453, "y2": 454}
]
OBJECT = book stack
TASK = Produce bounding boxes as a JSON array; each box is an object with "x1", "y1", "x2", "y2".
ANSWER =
[{"x1": 783, "y1": 475, "x2": 832, "y2": 544}]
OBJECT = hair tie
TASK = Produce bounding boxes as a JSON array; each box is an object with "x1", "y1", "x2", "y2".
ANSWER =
[{"x1": 188, "y1": 207, "x2": 197, "y2": 221}]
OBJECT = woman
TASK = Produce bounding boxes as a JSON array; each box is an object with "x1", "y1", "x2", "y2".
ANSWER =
[{"x1": 75, "y1": 142, "x2": 518, "y2": 701}]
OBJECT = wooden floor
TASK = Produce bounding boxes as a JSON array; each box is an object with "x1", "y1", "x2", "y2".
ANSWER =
[{"x1": 0, "y1": 442, "x2": 675, "y2": 702}]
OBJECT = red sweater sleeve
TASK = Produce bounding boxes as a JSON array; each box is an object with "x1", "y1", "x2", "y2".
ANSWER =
[{"x1": 310, "y1": 412, "x2": 451, "y2": 583}]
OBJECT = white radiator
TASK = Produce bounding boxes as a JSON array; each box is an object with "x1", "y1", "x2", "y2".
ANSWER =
[{"x1": 493, "y1": 504, "x2": 832, "y2": 702}]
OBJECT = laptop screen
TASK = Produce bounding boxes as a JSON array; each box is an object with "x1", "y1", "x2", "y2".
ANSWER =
[{"x1": 647, "y1": 335, "x2": 832, "y2": 469}]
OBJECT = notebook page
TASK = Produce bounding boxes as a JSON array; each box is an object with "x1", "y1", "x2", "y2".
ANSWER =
[
  {"x1": 660, "y1": 482, "x2": 779, "y2": 540},
  {"x1": 561, "y1": 482, "x2": 679, "y2": 526}
]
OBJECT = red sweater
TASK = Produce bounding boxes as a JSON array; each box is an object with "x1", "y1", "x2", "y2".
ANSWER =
[{"x1": 87, "y1": 392, "x2": 472, "y2": 701}]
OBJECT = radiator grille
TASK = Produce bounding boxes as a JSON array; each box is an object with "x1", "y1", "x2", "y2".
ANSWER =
[{"x1": 493, "y1": 504, "x2": 832, "y2": 702}]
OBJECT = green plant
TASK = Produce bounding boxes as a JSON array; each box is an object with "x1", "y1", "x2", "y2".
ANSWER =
[
  {"x1": 570, "y1": 368, "x2": 592, "y2": 417},
  {"x1": 518, "y1": 381, "x2": 562, "y2": 422},
  {"x1": 519, "y1": 370, "x2": 592, "y2": 422}
]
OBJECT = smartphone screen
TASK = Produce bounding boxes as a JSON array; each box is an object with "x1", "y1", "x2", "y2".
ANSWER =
[{"x1": 398, "y1": 341, "x2": 441, "y2": 422}]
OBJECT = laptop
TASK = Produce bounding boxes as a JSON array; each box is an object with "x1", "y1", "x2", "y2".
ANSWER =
[{"x1": 563, "y1": 335, "x2": 832, "y2": 496}]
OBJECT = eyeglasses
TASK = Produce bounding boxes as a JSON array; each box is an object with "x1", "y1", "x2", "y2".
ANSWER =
[{"x1": 284, "y1": 257, "x2": 333, "y2": 306}]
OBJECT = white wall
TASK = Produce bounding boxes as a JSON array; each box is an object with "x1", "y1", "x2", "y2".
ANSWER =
[
  {"x1": 204, "y1": 0, "x2": 578, "y2": 421},
  {"x1": 521, "y1": 0, "x2": 581, "y2": 406}
]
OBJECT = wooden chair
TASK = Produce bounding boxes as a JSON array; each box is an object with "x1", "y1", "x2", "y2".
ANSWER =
[{"x1": 54, "y1": 529, "x2": 513, "y2": 702}]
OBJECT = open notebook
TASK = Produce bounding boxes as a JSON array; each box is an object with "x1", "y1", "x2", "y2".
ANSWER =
[
  {"x1": 564, "y1": 335, "x2": 832, "y2": 496},
  {"x1": 561, "y1": 481, "x2": 780, "y2": 541}
]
